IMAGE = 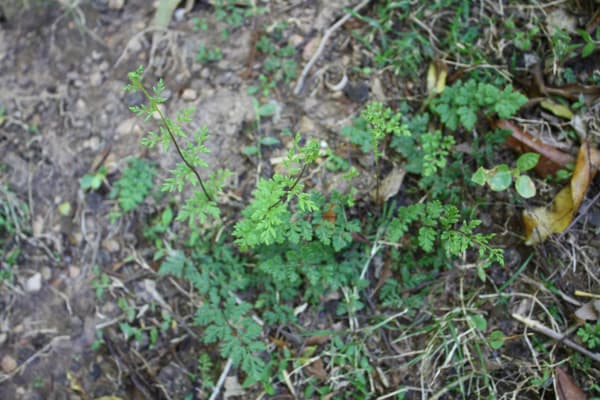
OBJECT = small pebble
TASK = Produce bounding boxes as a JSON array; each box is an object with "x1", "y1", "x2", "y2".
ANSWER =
[
  {"x1": 1, "y1": 354, "x2": 17, "y2": 373},
  {"x1": 303, "y1": 35, "x2": 321, "y2": 61},
  {"x1": 89, "y1": 72, "x2": 103, "y2": 87},
  {"x1": 91, "y1": 50, "x2": 103, "y2": 61},
  {"x1": 108, "y1": 0, "x2": 125, "y2": 10},
  {"x1": 101, "y1": 238, "x2": 119, "y2": 253},
  {"x1": 116, "y1": 118, "x2": 139, "y2": 136},
  {"x1": 181, "y1": 88, "x2": 197, "y2": 101},
  {"x1": 75, "y1": 98, "x2": 86, "y2": 112},
  {"x1": 288, "y1": 34, "x2": 304, "y2": 47},
  {"x1": 174, "y1": 8, "x2": 186, "y2": 22},
  {"x1": 24, "y1": 273, "x2": 42, "y2": 293},
  {"x1": 41, "y1": 267, "x2": 52, "y2": 281},
  {"x1": 68, "y1": 266, "x2": 80, "y2": 279}
]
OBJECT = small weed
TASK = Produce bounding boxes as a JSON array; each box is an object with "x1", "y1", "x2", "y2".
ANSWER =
[
  {"x1": 472, "y1": 152, "x2": 540, "y2": 198},
  {"x1": 430, "y1": 79, "x2": 527, "y2": 131},
  {"x1": 91, "y1": 266, "x2": 110, "y2": 299},
  {"x1": 110, "y1": 157, "x2": 156, "y2": 217},
  {"x1": 504, "y1": 17, "x2": 540, "y2": 51},
  {"x1": 577, "y1": 322, "x2": 600, "y2": 350},
  {"x1": 196, "y1": 353, "x2": 216, "y2": 393},
  {"x1": 0, "y1": 184, "x2": 28, "y2": 283},
  {"x1": 254, "y1": 28, "x2": 298, "y2": 85},
  {"x1": 80, "y1": 166, "x2": 107, "y2": 191},
  {"x1": 551, "y1": 28, "x2": 582, "y2": 67},
  {"x1": 196, "y1": 45, "x2": 222, "y2": 64},
  {"x1": 212, "y1": 0, "x2": 267, "y2": 39}
]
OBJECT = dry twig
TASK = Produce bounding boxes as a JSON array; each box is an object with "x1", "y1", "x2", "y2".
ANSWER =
[
  {"x1": 512, "y1": 313, "x2": 600, "y2": 364},
  {"x1": 293, "y1": 0, "x2": 371, "y2": 95}
]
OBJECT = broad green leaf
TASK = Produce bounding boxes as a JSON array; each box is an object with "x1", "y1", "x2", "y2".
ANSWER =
[
  {"x1": 470, "y1": 314, "x2": 487, "y2": 331},
  {"x1": 256, "y1": 103, "x2": 277, "y2": 117},
  {"x1": 515, "y1": 175, "x2": 536, "y2": 198},
  {"x1": 582, "y1": 41, "x2": 595, "y2": 58},
  {"x1": 488, "y1": 165, "x2": 512, "y2": 191},
  {"x1": 471, "y1": 167, "x2": 488, "y2": 185},
  {"x1": 162, "y1": 207, "x2": 173, "y2": 225},
  {"x1": 458, "y1": 106, "x2": 477, "y2": 130},
  {"x1": 516, "y1": 153, "x2": 540, "y2": 171},
  {"x1": 488, "y1": 330, "x2": 505, "y2": 349},
  {"x1": 259, "y1": 136, "x2": 280, "y2": 146},
  {"x1": 540, "y1": 99, "x2": 573, "y2": 119},
  {"x1": 58, "y1": 202, "x2": 72, "y2": 216},
  {"x1": 243, "y1": 146, "x2": 259, "y2": 156}
]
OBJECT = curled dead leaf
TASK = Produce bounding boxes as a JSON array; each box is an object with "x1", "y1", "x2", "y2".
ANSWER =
[
  {"x1": 371, "y1": 166, "x2": 406, "y2": 204},
  {"x1": 574, "y1": 300, "x2": 600, "y2": 322},
  {"x1": 523, "y1": 142, "x2": 600, "y2": 245},
  {"x1": 556, "y1": 367, "x2": 588, "y2": 400},
  {"x1": 497, "y1": 119, "x2": 575, "y2": 178},
  {"x1": 306, "y1": 358, "x2": 328, "y2": 381},
  {"x1": 427, "y1": 60, "x2": 448, "y2": 95}
]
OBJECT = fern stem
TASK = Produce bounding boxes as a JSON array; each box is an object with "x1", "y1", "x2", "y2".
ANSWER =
[
  {"x1": 267, "y1": 163, "x2": 308, "y2": 211},
  {"x1": 140, "y1": 86, "x2": 214, "y2": 202}
]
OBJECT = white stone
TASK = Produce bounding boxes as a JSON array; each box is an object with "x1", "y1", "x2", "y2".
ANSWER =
[
  {"x1": 24, "y1": 273, "x2": 42, "y2": 293},
  {"x1": 89, "y1": 72, "x2": 103, "y2": 87},
  {"x1": 181, "y1": 88, "x2": 197, "y2": 101},
  {"x1": 1, "y1": 355, "x2": 16, "y2": 373},
  {"x1": 68, "y1": 266, "x2": 80, "y2": 279},
  {"x1": 108, "y1": 0, "x2": 125, "y2": 10}
]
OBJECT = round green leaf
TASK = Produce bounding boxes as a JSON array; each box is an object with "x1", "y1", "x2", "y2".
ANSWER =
[
  {"x1": 516, "y1": 152, "x2": 540, "y2": 171},
  {"x1": 488, "y1": 330, "x2": 505, "y2": 350},
  {"x1": 488, "y1": 165, "x2": 512, "y2": 191},
  {"x1": 470, "y1": 314, "x2": 488, "y2": 331},
  {"x1": 243, "y1": 145, "x2": 259, "y2": 156},
  {"x1": 58, "y1": 202, "x2": 72, "y2": 216},
  {"x1": 259, "y1": 136, "x2": 280, "y2": 146},
  {"x1": 471, "y1": 167, "x2": 488, "y2": 186},
  {"x1": 515, "y1": 175, "x2": 536, "y2": 198}
]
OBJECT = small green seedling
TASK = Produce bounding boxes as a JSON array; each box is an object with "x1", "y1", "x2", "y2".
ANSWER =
[
  {"x1": 577, "y1": 322, "x2": 600, "y2": 350},
  {"x1": 80, "y1": 166, "x2": 108, "y2": 191},
  {"x1": 472, "y1": 152, "x2": 540, "y2": 198}
]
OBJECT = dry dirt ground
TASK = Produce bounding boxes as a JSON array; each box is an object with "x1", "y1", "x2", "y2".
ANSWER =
[
  {"x1": 0, "y1": 1, "x2": 599, "y2": 400},
  {"x1": 0, "y1": 2, "x2": 373, "y2": 398}
]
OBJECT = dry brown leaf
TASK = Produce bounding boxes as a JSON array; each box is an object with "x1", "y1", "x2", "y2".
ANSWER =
[
  {"x1": 523, "y1": 142, "x2": 600, "y2": 245},
  {"x1": 556, "y1": 367, "x2": 588, "y2": 400},
  {"x1": 427, "y1": 60, "x2": 448, "y2": 95},
  {"x1": 530, "y1": 62, "x2": 600, "y2": 106},
  {"x1": 306, "y1": 335, "x2": 331, "y2": 345},
  {"x1": 497, "y1": 119, "x2": 575, "y2": 178},
  {"x1": 574, "y1": 300, "x2": 600, "y2": 322},
  {"x1": 374, "y1": 249, "x2": 393, "y2": 294},
  {"x1": 306, "y1": 358, "x2": 328, "y2": 381},
  {"x1": 224, "y1": 376, "x2": 245, "y2": 398},
  {"x1": 371, "y1": 166, "x2": 406, "y2": 204}
]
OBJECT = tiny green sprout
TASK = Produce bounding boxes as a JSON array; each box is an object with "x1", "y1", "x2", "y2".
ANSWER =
[
  {"x1": 472, "y1": 152, "x2": 539, "y2": 198},
  {"x1": 80, "y1": 166, "x2": 107, "y2": 191},
  {"x1": 488, "y1": 330, "x2": 505, "y2": 350}
]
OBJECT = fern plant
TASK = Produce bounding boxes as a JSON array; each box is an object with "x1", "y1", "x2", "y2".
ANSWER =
[
  {"x1": 110, "y1": 157, "x2": 156, "y2": 218},
  {"x1": 430, "y1": 79, "x2": 527, "y2": 131},
  {"x1": 122, "y1": 66, "x2": 509, "y2": 392},
  {"x1": 124, "y1": 66, "x2": 225, "y2": 226},
  {"x1": 385, "y1": 201, "x2": 503, "y2": 281}
]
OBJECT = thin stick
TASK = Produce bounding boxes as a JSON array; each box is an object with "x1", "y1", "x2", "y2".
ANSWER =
[
  {"x1": 0, "y1": 336, "x2": 70, "y2": 383},
  {"x1": 512, "y1": 313, "x2": 600, "y2": 363},
  {"x1": 293, "y1": 0, "x2": 371, "y2": 95},
  {"x1": 209, "y1": 357, "x2": 233, "y2": 400}
]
